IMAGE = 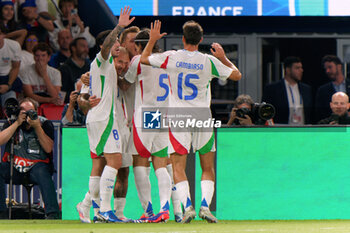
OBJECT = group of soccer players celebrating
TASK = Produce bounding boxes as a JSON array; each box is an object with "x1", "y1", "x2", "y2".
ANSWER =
[{"x1": 75, "y1": 6, "x2": 241, "y2": 224}]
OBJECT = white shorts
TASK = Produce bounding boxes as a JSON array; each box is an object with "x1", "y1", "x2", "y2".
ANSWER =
[
  {"x1": 168, "y1": 128, "x2": 215, "y2": 155},
  {"x1": 87, "y1": 120, "x2": 122, "y2": 156},
  {"x1": 119, "y1": 123, "x2": 132, "y2": 168},
  {"x1": 129, "y1": 124, "x2": 168, "y2": 158}
]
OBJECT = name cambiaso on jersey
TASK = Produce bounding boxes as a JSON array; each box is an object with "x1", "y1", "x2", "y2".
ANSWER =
[{"x1": 148, "y1": 50, "x2": 233, "y2": 108}]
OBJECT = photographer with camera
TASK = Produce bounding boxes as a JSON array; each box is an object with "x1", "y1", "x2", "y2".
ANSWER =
[
  {"x1": 61, "y1": 79, "x2": 84, "y2": 126},
  {"x1": 318, "y1": 92, "x2": 350, "y2": 125},
  {"x1": 0, "y1": 97, "x2": 60, "y2": 219},
  {"x1": 227, "y1": 94, "x2": 275, "y2": 126},
  {"x1": 227, "y1": 94, "x2": 255, "y2": 126}
]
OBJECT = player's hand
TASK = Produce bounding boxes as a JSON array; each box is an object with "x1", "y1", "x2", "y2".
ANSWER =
[
  {"x1": 117, "y1": 6, "x2": 135, "y2": 28},
  {"x1": 210, "y1": 43, "x2": 226, "y2": 60},
  {"x1": 80, "y1": 72, "x2": 90, "y2": 86},
  {"x1": 89, "y1": 95, "x2": 101, "y2": 108},
  {"x1": 150, "y1": 20, "x2": 167, "y2": 42}
]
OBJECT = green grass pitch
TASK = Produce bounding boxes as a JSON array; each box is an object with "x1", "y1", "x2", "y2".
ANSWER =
[{"x1": 1, "y1": 220, "x2": 350, "y2": 233}]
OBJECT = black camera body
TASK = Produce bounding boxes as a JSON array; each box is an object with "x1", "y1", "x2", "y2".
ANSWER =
[
  {"x1": 4, "y1": 98, "x2": 38, "y2": 121},
  {"x1": 26, "y1": 109, "x2": 38, "y2": 120},
  {"x1": 4, "y1": 98, "x2": 20, "y2": 121},
  {"x1": 235, "y1": 107, "x2": 251, "y2": 119},
  {"x1": 234, "y1": 102, "x2": 275, "y2": 125}
]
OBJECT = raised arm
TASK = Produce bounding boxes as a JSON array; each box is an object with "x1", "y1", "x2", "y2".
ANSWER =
[
  {"x1": 210, "y1": 43, "x2": 242, "y2": 81},
  {"x1": 101, "y1": 6, "x2": 135, "y2": 60},
  {"x1": 140, "y1": 20, "x2": 167, "y2": 65}
]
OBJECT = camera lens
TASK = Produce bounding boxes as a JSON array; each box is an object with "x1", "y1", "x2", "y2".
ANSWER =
[
  {"x1": 26, "y1": 110, "x2": 38, "y2": 120},
  {"x1": 257, "y1": 103, "x2": 275, "y2": 120}
]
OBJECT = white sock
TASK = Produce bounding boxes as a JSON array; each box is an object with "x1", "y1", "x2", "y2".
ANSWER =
[
  {"x1": 155, "y1": 167, "x2": 171, "y2": 212},
  {"x1": 166, "y1": 164, "x2": 182, "y2": 214},
  {"x1": 201, "y1": 180, "x2": 214, "y2": 209},
  {"x1": 82, "y1": 191, "x2": 92, "y2": 207},
  {"x1": 114, "y1": 197, "x2": 126, "y2": 218},
  {"x1": 89, "y1": 176, "x2": 100, "y2": 216},
  {"x1": 100, "y1": 166, "x2": 117, "y2": 212},
  {"x1": 175, "y1": 180, "x2": 192, "y2": 212},
  {"x1": 134, "y1": 166, "x2": 153, "y2": 215}
]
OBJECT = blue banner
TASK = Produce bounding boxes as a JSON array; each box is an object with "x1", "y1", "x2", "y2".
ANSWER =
[
  {"x1": 105, "y1": 0, "x2": 348, "y2": 16},
  {"x1": 158, "y1": 0, "x2": 257, "y2": 16}
]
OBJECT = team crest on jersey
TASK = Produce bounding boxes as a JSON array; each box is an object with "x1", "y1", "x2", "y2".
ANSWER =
[{"x1": 143, "y1": 110, "x2": 161, "y2": 129}]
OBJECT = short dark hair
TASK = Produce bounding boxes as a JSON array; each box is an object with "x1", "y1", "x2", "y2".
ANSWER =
[
  {"x1": 96, "y1": 30, "x2": 112, "y2": 47},
  {"x1": 283, "y1": 56, "x2": 301, "y2": 70},
  {"x1": 182, "y1": 21, "x2": 203, "y2": 45},
  {"x1": 120, "y1": 26, "x2": 140, "y2": 45},
  {"x1": 69, "y1": 37, "x2": 86, "y2": 54},
  {"x1": 234, "y1": 94, "x2": 254, "y2": 108},
  {"x1": 322, "y1": 55, "x2": 342, "y2": 66},
  {"x1": 58, "y1": 0, "x2": 76, "y2": 10},
  {"x1": 135, "y1": 28, "x2": 160, "y2": 53},
  {"x1": 33, "y1": 42, "x2": 52, "y2": 56}
]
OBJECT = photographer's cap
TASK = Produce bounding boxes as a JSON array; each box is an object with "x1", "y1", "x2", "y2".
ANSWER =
[
  {"x1": 21, "y1": 0, "x2": 36, "y2": 8},
  {"x1": 0, "y1": 0, "x2": 14, "y2": 7}
]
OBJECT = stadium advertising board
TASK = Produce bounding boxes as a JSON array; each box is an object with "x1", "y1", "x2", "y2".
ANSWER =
[{"x1": 105, "y1": 0, "x2": 350, "y2": 16}]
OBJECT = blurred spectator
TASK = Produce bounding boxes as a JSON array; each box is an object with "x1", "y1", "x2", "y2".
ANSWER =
[
  {"x1": 315, "y1": 55, "x2": 350, "y2": 122},
  {"x1": 19, "y1": 42, "x2": 61, "y2": 105},
  {"x1": 18, "y1": 0, "x2": 54, "y2": 42},
  {"x1": 318, "y1": 92, "x2": 350, "y2": 125},
  {"x1": 59, "y1": 37, "x2": 90, "y2": 103},
  {"x1": 20, "y1": 32, "x2": 38, "y2": 67},
  {"x1": 262, "y1": 56, "x2": 313, "y2": 125},
  {"x1": 0, "y1": 0, "x2": 27, "y2": 45},
  {"x1": 48, "y1": 29, "x2": 72, "y2": 68},
  {"x1": 18, "y1": 0, "x2": 48, "y2": 14},
  {"x1": 49, "y1": 0, "x2": 95, "y2": 51},
  {"x1": 61, "y1": 79, "x2": 86, "y2": 126},
  {"x1": 0, "y1": 28, "x2": 22, "y2": 108}
]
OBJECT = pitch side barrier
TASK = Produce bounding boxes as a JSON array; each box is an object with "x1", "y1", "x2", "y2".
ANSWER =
[
  {"x1": 217, "y1": 124, "x2": 350, "y2": 220},
  {"x1": 7, "y1": 123, "x2": 346, "y2": 220},
  {"x1": 60, "y1": 124, "x2": 350, "y2": 220}
]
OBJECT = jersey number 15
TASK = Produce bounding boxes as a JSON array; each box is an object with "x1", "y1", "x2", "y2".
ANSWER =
[{"x1": 157, "y1": 72, "x2": 199, "y2": 101}]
